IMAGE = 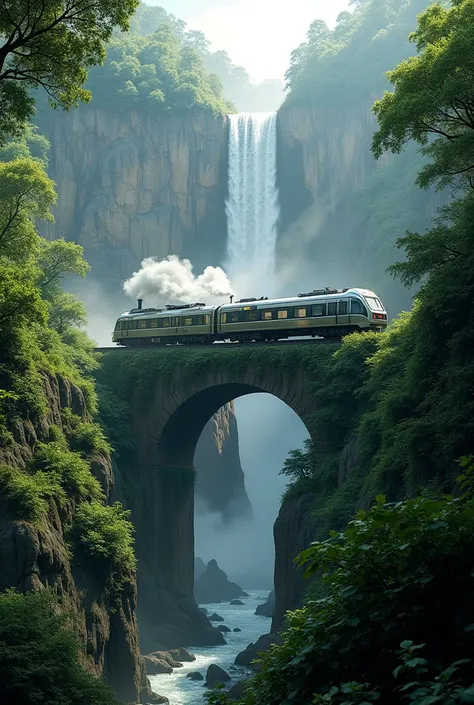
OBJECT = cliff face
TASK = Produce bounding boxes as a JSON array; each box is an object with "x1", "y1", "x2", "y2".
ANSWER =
[
  {"x1": 38, "y1": 107, "x2": 229, "y2": 288},
  {"x1": 0, "y1": 372, "x2": 146, "y2": 703},
  {"x1": 194, "y1": 402, "x2": 252, "y2": 522},
  {"x1": 271, "y1": 492, "x2": 318, "y2": 632},
  {"x1": 276, "y1": 104, "x2": 443, "y2": 317}
]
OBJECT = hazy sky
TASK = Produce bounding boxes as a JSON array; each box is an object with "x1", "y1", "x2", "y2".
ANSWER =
[{"x1": 151, "y1": 0, "x2": 351, "y2": 82}]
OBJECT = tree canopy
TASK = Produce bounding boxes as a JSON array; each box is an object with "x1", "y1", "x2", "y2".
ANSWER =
[
  {"x1": 81, "y1": 2, "x2": 284, "y2": 114},
  {"x1": 0, "y1": 0, "x2": 139, "y2": 141}
]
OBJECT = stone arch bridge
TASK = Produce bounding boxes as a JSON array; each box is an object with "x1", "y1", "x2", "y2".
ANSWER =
[{"x1": 99, "y1": 342, "x2": 339, "y2": 650}]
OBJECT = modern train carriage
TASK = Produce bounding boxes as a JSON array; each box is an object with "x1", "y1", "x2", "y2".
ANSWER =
[{"x1": 112, "y1": 288, "x2": 388, "y2": 346}]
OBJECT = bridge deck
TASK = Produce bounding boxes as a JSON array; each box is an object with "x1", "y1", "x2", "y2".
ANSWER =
[{"x1": 94, "y1": 338, "x2": 342, "y2": 353}]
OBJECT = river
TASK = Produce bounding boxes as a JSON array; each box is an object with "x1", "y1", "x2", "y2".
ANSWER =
[{"x1": 149, "y1": 590, "x2": 271, "y2": 705}]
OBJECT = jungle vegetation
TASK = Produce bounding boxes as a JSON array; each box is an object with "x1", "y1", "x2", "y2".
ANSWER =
[
  {"x1": 207, "y1": 1, "x2": 474, "y2": 703},
  {"x1": 0, "y1": 3, "x2": 137, "y2": 701}
]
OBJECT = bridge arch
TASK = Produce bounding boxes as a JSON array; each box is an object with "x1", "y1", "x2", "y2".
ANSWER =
[{"x1": 133, "y1": 363, "x2": 316, "y2": 470}]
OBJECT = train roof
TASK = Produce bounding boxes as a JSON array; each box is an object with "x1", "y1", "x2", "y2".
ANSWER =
[{"x1": 219, "y1": 288, "x2": 381, "y2": 311}]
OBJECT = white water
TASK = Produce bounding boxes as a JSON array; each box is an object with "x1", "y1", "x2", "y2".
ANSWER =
[
  {"x1": 149, "y1": 591, "x2": 270, "y2": 705},
  {"x1": 225, "y1": 113, "x2": 280, "y2": 298}
]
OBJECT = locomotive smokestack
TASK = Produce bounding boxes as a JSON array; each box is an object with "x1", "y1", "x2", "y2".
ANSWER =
[{"x1": 137, "y1": 298, "x2": 143, "y2": 310}]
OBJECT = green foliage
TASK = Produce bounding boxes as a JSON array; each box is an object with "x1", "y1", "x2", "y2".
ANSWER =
[
  {"x1": 281, "y1": 439, "x2": 316, "y2": 483},
  {"x1": 284, "y1": 0, "x2": 429, "y2": 109},
  {"x1": 227, "y1": 483, "x2": 474, "y2": 705},
  {"x1": 122, "y1": 2, "x2": 284, "y2": 112},
  {"x1": 372, "y1": 0, "x2": 474, "y2": 193},
  {"x1": 61, "y1": 409, "x2": 112, "y2": 457},
  {"x1": 0, "y1": 589, "x2": 120, "y2": 705},
  {"x1": 85, "y1": 23, "x2": 234, "y2": 115},
  {"x1": 0, "y1": 158, "x2": 56, "y2": 265},
  {"x1": 31, "y1": 439, "x2": 104, "y2": 501},
  {"x1": 72, "y1": 501, "x2": 137, "y2": 574},
  {"x1": 0, "y1": 0, "x2": 139, "y2": 141},
  {"x1": 0, "y1": 464, "x2": 65, "y2": 523}
]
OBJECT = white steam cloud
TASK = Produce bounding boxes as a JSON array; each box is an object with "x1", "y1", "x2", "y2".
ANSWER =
[{"x1": 123, "y1": 255, "x2": 234, "y2": 304}]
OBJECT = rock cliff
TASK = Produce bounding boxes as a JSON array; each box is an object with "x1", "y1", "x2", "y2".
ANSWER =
[
  {"x1": 271, "y1": 492, "x2": 318, "y2": 632},
  {"x1": 194, "y1": 402, "x2": 252, "y2": 523},
  {"x1": 0, "y1": 372, "x2": 146, "y2": 703},
  {"x1": 276, "y1": 104, "x2": 443, "y2": 316},
  {"x1": 37, "y1": 107, "x2": 229, "y2": 289}
]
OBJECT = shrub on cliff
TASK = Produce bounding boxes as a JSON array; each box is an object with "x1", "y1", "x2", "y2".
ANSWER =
[
  {"x1": 0, "y1": 589, "x2": 120, "y2": 705},
  {"x1": 73, "y1": 501, "x2": 137, "y2": 575},
  {"x1": 0, "y1": 464, "x2": 65, "y2": 523},
  {"x1": 206, "y1": 459, "x2": 474, "y2": 705}
]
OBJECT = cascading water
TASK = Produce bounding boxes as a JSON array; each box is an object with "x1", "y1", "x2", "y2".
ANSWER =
[{"x1": 225, "y1": 112, "x2": 280, "y2": 297}]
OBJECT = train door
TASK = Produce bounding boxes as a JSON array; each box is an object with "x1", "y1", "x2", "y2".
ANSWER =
[{"x1": 337, "y1": 299, "x2": 350, "y2": 326}]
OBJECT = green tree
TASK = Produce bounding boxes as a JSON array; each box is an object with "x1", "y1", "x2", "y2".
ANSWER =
[
  {"x1": 373, "y1": 0, "x2": 474, "y2": 193},
  {"x1": 0, "y1": 589, "x2": 120, "y2": 704},
  {"x1": 0, "y1": 158, "x2": 56, "y2": 264},
  {"x1": 37, "y1": 239, "x2": 90, "y2": 298},
  {"x1": 0, "y1": 0, "x2": 139, "y2": 140},
  {"x1": 280, "y1": 439, "x2": 316, "y2": 483}
]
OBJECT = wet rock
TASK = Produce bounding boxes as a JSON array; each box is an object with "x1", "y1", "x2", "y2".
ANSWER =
[
  {"x1": 205, "y1": 664, "x2": 231, "y2": 687},
  {"x1": 143, "y1": 656, "x2": 172, "y2": 675},
  {"x1": 255, "y1": 589, "x2": 275, "y2": 617},
  {"x1": 230, "y1": 599, "x2": 244, "y2": 605},
  {"x1": 233, "y1": 628, "x2": 241, "y2": 632},
  {"x1": 235, "y1": 634, "x2": 279, "y2": 670},
  {"x1": 148, "y1": 651, "x2": 182, "y2": 668},
  {"x1": 217, "y1": 625, "x2": 231, "y2": 633},
  {"x1": 186, "y1": 672, "x2": 204, "y2": 681},
  {"x1": 145, "y1": 693, "x2": 169, "y2": 704},
  {"x1": 228, "y1": 681, "x2": 247, "y2": 701},
  {"x1": 209, "y1": 613, "x2": 224, "y2": 622},
  {"x1": 168, "y1": 647, "x2": 196, "y2": 663},
  {"x1": 195, "y1": 559, "x2": 248, "y2": 604}
]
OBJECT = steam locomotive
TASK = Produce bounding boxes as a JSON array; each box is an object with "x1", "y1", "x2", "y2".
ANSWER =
[{"x1": 111, "y1": 287, "x2": 388, "y2": 346}]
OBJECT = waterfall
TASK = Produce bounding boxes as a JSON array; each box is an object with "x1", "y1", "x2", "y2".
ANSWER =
[{"x1": 225, "y1": 112, "x2": 280, "y2": 298}]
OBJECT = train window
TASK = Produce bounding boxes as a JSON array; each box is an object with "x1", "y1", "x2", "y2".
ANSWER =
[
  {"x1": 327, "y1": 302, "x2": 337, "y2": 316},
  {"x1": 205, "y1": 315, "x2": 211, "y2": 325},
  {"x1": 247, "y1": 311, "x2": 257, "y2": 321},
  {"x1": 149, "y1": 320, "x2": 158, "y2": 328},
  {"x1": 338, "y1": 301, "x2": 348, "y2": 315},
  {"x1": 262, "y1": 311, "x2": 273, "y2": 320},
  {"x1": 351, "y1": 299, "x2": 367, "y2": 316},
  {"x1": 138, "y1": 320, "x2": 147, "y2": 329},
  {"x1": 220, "y1": 312, "x2": 227, "y2": 324},
  {"x1": 312, "y1": 304, "x2": 326, "y2": 317},
  {"x1": 277, "y1": 310, "x2": 288, "y2": 319},
  {"x1": 295, "y1": 307, "x2": 307, "y2": 318},
  {"x1": 183, "y1": 317, "x2": 193, "y2": 326},
  {"x1": 162, "y1": 318, "x2": 170, "y2": 327},
  {"x1": 230, "y1": 312, "x2": 240, "y2": 323},
  {"x1": 365, "y1": 296, "x2": 384, "y2": 311},
  {"x1": 194, "y1": 315, "x2": 203, "y2": 325}
]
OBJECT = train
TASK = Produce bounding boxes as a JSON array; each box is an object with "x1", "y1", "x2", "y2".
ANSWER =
[{"x1": 111, "y1": 287, "x2": 388, "y2": 346}]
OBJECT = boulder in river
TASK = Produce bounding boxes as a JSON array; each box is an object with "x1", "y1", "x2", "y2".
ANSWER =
[
  {"x1": 146, "y1": 693, "x2": 170, "y2": 704},
  {"x1": 148, "y1": 651, "x2": 183, "y2": 668},
  {"x1": 233, "y1": 628, "x2": 241, "y2": 632},
  {"x1": 195, "y1": 559, "x2": 248, "y2": 604},
  {"x1": 208, "y1": 612, "x2": 224, "y2": 622},
  {"x1": 205, "y1": 664, "x2": 231, "y2": 687},
  {"x1": 230, "y1": 599, "x2": 244, "y2": 605},
  {"x1": 143, "y1": 655, "x2": 173, "y2": 675},
  {"x1": 168, "y1": 647, "x2": 196, "y2": 663},
  {"x1": 255, "y1": 589, "x2": 275, "y2": 617},
  {"x1": 217, "y1": 624, "x2": 231, "y2": 633},
  {"x1": 235, "y1": 634, "x2": 279, "y2": 670},
  {"x1": 186, "y1": 671, "x2": 204, "y2": 681}
]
